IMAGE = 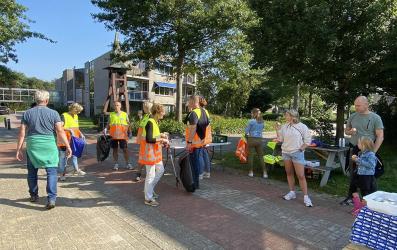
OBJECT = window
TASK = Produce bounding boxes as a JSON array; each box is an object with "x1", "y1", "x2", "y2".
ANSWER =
[
  {"x1": 155, "y1": 87, "x2": 173, "y2": 96},
  {"x1": 155, "y1": 61, "x2": 173, "y2": 76}
]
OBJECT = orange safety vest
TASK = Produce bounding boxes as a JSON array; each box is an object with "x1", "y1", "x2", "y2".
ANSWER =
[
  {"x1": 138, "y1": 118, "x2": 162, "y2": 165},
  {"x1": 109, "y1": 111, "x2": 129, "y2": 140},
  {"x1": 235, "y1": 137, "x2": 248, "y2": 163},
  {"x1": 185, "y1": 108, "x2": 212, "y2": 148},
  {"x1": 58, "y1": 112, "x2": 81, "y2": 147},
  {"x1": 135, "y1": 114, "x2": 150, "y2": 144}
]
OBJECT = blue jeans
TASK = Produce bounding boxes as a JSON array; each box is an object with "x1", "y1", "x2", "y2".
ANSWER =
[
  {"x1": 27, "y1": 154, "x2": 58, "y2": 203},
  {"x1": 202, "y1": 148, "x2": 211, "y2": 173},
  {"x1": 58, "y1": 150, "x2": 78, "y2": 174},
  {"x1": 189, "y1": 148, "x2": 204, "y2": 189}
]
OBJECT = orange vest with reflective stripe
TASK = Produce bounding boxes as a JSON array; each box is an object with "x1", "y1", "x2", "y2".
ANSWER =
[
  {"x1": 138, "y1": 118, "x2": 162, "y2": 165},
  {"x1": 109, "y1": 111, "x2": 129, "y2": 140},
  {"x1": 185, "y1": 108, "x2": 212, "y2": 148},
  {"x1": 58, "y1": 112, "x2": 80, "y2": 147}
]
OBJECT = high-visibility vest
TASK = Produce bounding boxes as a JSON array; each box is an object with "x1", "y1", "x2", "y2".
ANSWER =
[
  {"x1": 136, "y1": 114, "x2": 150, "y2": 144},
  {"x1": 58, "y1": 112, "x2": 80, "y2": 147},
  {"x1": 185, "y1": 108, "x2": 212, "y2": 148},
  {"x1": 109, "y1": 111, "x2": 129, "y2": 140},
  {"x1": 235, "y1": 137, "x2": 248, "y2": 163},
  {"x1": 138, "y1": 118, "x2": 162, "y2": 165}
]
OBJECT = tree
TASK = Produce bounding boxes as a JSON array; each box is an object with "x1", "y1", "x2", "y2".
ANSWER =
[
  {"x1": 249, "y1": 0, "x2": 397, "y2": 140},
  {"x1": 197, "y1": 31, "x2": 264, "y2": 116},
  {"x1": 92, "y1": 0, "x2": 256, "y2": 121},
  {"x1": 0, "y1": 1, "x2": 53, "y2": 63}
]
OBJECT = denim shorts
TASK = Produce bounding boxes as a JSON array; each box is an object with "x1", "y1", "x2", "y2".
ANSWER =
[{"x1": 282, "y1": 151, "x2": 305, "y2": 165}]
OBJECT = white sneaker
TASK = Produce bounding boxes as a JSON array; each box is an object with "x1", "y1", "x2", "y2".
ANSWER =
[
  {"x1": 59, "y1": 175, "x2": 66, "y2": 181},
  {"x1": 76, "y1": 170, "x2": 86, "y2": 176},
  {"x1": 113, "y1": 163, "x2": 119, "y2": 170},
  {"x1": 127, "y1": 163, "x2": 134, "y2": 170},
  {"x1": 263, "y1": 172, "x2": 268, "y2": 179},
  {"x1": 199, "y1": 173, "x2": 204, "y2": 180},
  {"x1": 248, "y1": 171, "x2": 254, "y2": 177},
  {"x1": 203, "y1": 172, "x2": 211, "y2": 178},
  {"x1": 283, "y1": 191, "x2": 296, "y2": 200},
  {"x1": 304, "y1": 195, "x2": 313, "y2": 207}
]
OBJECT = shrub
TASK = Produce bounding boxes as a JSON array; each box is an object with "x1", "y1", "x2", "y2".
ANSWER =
[
  {"x1": 158, "y1": 119, "x2": 185, "y2": 136},
  {"x1": 263, "y1": 113, "x2": 281, "y2": 121},
  {"x1": 300, "y1": 117, "x2": 317, "y2": 130}
]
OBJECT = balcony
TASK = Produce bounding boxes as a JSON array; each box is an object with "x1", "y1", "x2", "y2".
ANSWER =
[
  {"x1": 129, "y1": 91, "x2": 149, "y2": 101},
  {"x1": 127, "y1": 66, "x2": 149, "y2": 79}
]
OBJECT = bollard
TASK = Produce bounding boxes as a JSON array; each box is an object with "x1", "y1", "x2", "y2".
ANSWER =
[
  {"x1": 3, "y1": 117, "x2": 7, "y2": 128},
  {"x1": 7, "y1": 118, "x2": 11, "y2": 130}
]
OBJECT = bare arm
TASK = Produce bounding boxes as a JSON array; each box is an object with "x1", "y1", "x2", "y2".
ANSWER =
[
  {"x1": 16, "y1": 124, "x2": 26, "y2": 161},
  {"x1": 374, "y1": 129, "x2": 384, "y2": 153},
  {"x1": 55, "y1": 122, "x2": 72, "y2": 158}
]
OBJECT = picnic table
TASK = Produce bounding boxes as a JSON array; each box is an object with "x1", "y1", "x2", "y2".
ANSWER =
[{"x1": 306, "y1": 146, "x2": 350, "y2": 187}]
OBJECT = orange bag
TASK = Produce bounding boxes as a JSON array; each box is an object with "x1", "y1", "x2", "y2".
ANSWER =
[{"x1": 235, "y1": 137, "x2": 248, "y2": 163}]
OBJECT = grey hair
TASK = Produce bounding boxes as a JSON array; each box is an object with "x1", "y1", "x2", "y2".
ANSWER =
[
  {"x1": 286, "y1": 109, "x2": 300, "y2": 123},
  {"x1": 34, "y1": 90, "x2": 50, "y2": 103}
]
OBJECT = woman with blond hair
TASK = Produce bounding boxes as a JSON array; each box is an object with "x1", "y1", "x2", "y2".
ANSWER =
[
  {"x1": 139, "y1": 103, "x2": 169, "y2": 206},
  {"x1": 58, "y1": 102, "x2": 86, "y2": 181},
  {"x1": 275, "y1": 109, "x2": 313, "y2": 207},
  {"x1": 245, "y1": 108, "x2": 267, "y2": 178}
]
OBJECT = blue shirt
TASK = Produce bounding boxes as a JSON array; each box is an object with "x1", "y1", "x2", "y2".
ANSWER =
[
  {"x1": 245, "y1": 119, "x2": 264, "y2": 138},
  {"x1": 357, "y1": 150, "x2": 377, "y2": 176},
  {"x1": 21, "y1": 106, "x2": 61, "y2": 137}
]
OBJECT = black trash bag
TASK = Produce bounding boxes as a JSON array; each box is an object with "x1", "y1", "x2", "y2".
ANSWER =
[
  {"x1": 96, "y1": 135, "x2": 112, "y2": 162},
  {"x1": 178, "y1": 153, "x2": 196, "y2": 193}
]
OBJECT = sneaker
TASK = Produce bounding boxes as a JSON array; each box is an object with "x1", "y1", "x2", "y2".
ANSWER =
[
  {"x1": 283, "y1": 191, "x2": 296, "y2": 200},
  {"x1": 29, "y1": 195, "x2": 39, "y2": 202},
  {"x1": 263, "y1": 172, "x2": 268, "y2": 179},
  {"x1": 339, "y1": 197, "x2": 353, "y2": 206},
  {"x1": 76, "y1": 170, "x2": 86, "y2": 176},
  {"x1": 46, "y1": 201, "x2": 56, "y2": 210},
  {"x1": 199, "y1": 173, "x2": 204, "y2": 180},
  {"x1": 153, "y1": 192, "x2": 159, "y2": 199},
  {"x1": 203, "y1": 172, "x2": 211, "y2": 178},
  {"x1": 113, "y1": 163, "x2": 119, "y2": 170},
  {"x1": 248, "y1": 171, "x2": 254, "y2": 177},
  {"x1": 135, "y1": 173, "x2": 142, "y2": 181},
  {"x1": 304, "y1": 195, "x2": 313, "y2": 207},
  {"x1": 144, "y1": 199, "x2": 159, "y2": 207},
  {"x1": 127, "y1": 163, "x2": 134, "y2": 170},
  {"x1": 59, "y1": 175, "x2": 66, "y2": 181}
]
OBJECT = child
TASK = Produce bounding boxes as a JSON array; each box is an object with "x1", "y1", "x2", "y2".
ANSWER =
[
  {"x1": 350, "y1": 137, "x2": 378, "y2": 216},
  {"x1": 134, "y1": 102, "x2": 153, "y2": 181}
]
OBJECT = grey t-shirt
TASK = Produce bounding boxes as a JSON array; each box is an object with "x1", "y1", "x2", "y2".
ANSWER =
[
  {"x1": 346, "y1": 112, "x2": 384, "y2": 146},
  {"x1": 21, "y1": 106, "x2": 62, "y2": 136}
]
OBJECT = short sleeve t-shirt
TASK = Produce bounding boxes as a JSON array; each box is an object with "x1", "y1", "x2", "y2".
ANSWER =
[
  {"x1": 346, "y1": 112, "x2": 384, "y2": 146},
  {"x1": 21, "y1": 106, "x2": 62, "y2": 136}
]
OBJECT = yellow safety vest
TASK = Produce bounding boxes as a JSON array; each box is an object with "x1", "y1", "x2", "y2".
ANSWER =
[
  {"x1": 138, "y1": 118, "x2": 162, "y2": 165},
  {"x1": 58, "y1": 112, "x2": 80, "y2": 147},
  {"x1": 185, "y1": 108, "x2": 212, "y2": 147},
  {"x1": 109, "y1": 111, "x2": 129, "y2": 140}
]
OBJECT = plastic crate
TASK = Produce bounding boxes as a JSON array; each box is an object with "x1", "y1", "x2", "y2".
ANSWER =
[
  {"x1": 364, "y1": 191, "x2": 397, "y2": 216},
  {"x1": 212, "y1": 134, "x2": 228, "y2": 143}
]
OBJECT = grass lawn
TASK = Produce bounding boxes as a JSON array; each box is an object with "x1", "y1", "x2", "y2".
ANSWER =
[
  {"x1": 79, "y1": 117, "x2": 97, "y2": 131},
  {"x1": 214, "y1": 143, "x2": 396, "y2": 197}
]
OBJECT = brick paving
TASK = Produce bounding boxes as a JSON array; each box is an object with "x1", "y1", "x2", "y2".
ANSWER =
[{"x1": 0, "y1": 122, "x2": 356, "y2": 249}]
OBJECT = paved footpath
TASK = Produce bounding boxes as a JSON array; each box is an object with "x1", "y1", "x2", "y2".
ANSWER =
[{"x1": 0, "y1": 123, "x2": 356, "y2": 249}]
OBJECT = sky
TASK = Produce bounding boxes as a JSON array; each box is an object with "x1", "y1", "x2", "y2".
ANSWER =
[{"x1": 6, "y1": 0, "x2": 115, "y2": 81}]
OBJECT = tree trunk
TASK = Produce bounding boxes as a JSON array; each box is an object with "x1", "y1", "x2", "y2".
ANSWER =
[
  {"x1": 293, "y1": 83, "x2": 300, "y2": 110},
  {"x1": 175, "y1": 50, "x2": 185, "y2": 122},
  {"x1": 335, "y1": 81, "x2": 347, "y2": 142},
  {"x1": 308, "y1": 90, "x2": 313, "y2": 117}
]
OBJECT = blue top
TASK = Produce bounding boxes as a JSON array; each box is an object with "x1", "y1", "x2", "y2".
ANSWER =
[
  {"x1": 245, "y1": 119, "x2": 264, "y2": 138},
  {"x1": 21, "y1": 106, "x2": 62, "y2": 136},
  {"x1": 357, "y1": 150, "x2": 377, "y2": 176}
]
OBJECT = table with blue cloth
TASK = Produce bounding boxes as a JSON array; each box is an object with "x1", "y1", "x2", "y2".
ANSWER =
[{"x1": 351, "y1": 206, "x2": 397, "y2": 249}]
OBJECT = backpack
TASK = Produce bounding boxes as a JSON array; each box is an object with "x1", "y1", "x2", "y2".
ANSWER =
[{"x1": 374, "y1": 153, "x2": 384, "y2": 178}]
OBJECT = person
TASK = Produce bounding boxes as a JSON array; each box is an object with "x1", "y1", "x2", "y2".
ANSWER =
[
  {"x1": 138, "y1": 103, "x2": 169, "y2": 206},
  {"x1": 340, "y1": 95, "x2": 384, "y2": 205},
  {"x1": 134, "y1": 102, "x2": 153, "y2": 181},
  {"x1": 350, "y1": 137, "x2": 378, "y2": 216},
  {"x1": 16, "y1": 90, "x2": 72, "y2": 209},
  {"x1": 186, "y1": 96, "x2": 210, "y2": 189},
  {"x1": 245, "y1": 108, "x2": 267, "y2": 178},
  {"x1": 105, "y1": 101, "x2": 132, "y2": 170},
  {"x1": 275, "y1": 109, "x2": 313, "y2": 207},
  {"x1": 199, "y1": 97, "x2": 212, "y2": 179},
  {"x1": 57, "y1": 103, "x2": 86, "y2": 181}
]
